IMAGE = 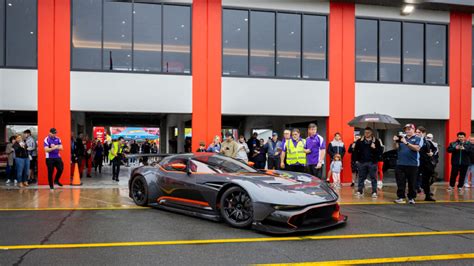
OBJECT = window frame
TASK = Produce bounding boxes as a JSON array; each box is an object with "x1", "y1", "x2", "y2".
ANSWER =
[
  {"x1": 70, "y1": 0, "x2": 192, "y2": 75},
  {"x1": 222, "y1": 6, "x2": 328, "y2": 81},
  {"x1": 355, "y1": 16, "x2": 449, "y2": 86},
  {"x1": 0, "y1": 0, "x2": 38, "y2": 69}
]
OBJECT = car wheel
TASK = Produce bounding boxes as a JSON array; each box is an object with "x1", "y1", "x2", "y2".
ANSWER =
[
  {"x1": 220, "y1": 186, "x2": 253, "y2": 228},
  {"x1": 131, "y1": 176, "x2": 148, "y2": 206}
]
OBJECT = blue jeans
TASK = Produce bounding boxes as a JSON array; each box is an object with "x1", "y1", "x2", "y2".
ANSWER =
[
  {"x1": 15, "y1": 158, "x2": 30, "y2": 183},
  {"x1": 465, "y1": 164, "x2": 474, "y2": 185},
  {"x1": 357, "y1": 162, "x2": 377, "y2": 194}
]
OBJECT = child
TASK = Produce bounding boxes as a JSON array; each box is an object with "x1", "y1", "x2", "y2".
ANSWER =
[
  {"x1": 196, "y1": 141, "x2": 207, "y2": 152},
  {"x1": 330, "y1": 154, "x2": 343, "y2": 189}
]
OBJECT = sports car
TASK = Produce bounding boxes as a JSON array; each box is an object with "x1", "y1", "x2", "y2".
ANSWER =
[{"x1": 128, "y1": 153, "x2": 347, "y2": 234}]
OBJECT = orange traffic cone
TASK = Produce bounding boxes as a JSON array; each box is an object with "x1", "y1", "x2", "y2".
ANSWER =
[{"x1": 71, "y1": 163, "x2": 82, "y2": 186}]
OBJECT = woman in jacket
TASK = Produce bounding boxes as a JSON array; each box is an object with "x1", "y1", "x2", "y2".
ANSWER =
[{"x1": 13, "y1": 135, "x2": 30, "y2": 187}]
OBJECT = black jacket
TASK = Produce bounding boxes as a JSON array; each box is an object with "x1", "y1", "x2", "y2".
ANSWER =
[
  {"x1": 352, "y1": 137, "x2": 383, "y2": 164},
  {"x1": 13, "y1": 142, "x2": 28, "y2": 158},
  {"x1": 327, "y1": 141, "x2": 346, "y2": 160},
  {"x1": 419, "y1": 138, "x2": 438, "y2": 166},
  {"x1": 447, "y1": 141, "x2": 472, "y2": 166},
  {"x1": 75, "y1": 138, "x2": 85, "y2": 158}
]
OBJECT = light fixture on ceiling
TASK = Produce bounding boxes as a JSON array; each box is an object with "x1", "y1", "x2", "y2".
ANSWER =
[{"x1": 401, "y1": 5, "x2": 415, "y2": 15}]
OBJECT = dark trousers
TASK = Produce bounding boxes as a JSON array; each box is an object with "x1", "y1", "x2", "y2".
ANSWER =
[
  {"x1": 6, "y1": 163, "x2": 16, "y2": 181},
  {"x1": 255, "y1": 160, "x2": 266, "y2": 169},
  {"x1": 46, "y1": 158, "x2": 63, "y2": 189},
  {"x1": 449, "y1": 165, "x2": 468, "y2": 188},
  {"x1": 267, "y1": 157, "x2": 280, "y2": 170},
  {"x1": 357, "y1": 162, "x2": 377, "y2": 194},
  {"x1": 94, "y1": 157, "x2": 103, "y2": 173},
  {"x1": 420, "y1": 163, "x2": 435, "y2": 196},
  {"x1": 395, "y1": 165, "x2": 418, "y2": 200},
  {"x1": 112, "y1": 157, "x2": 121, "y2": 179},
  {"x1": 289, "y1": 164, "x2": 305, "y2": 173},
  {"x1": 307, "y1": 164, "x2": 323, "y2": 178}
]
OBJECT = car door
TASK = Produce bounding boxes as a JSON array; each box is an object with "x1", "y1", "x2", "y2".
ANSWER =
[{"x1": 158, "y1": 157, "x2": 209, "y2": 209}]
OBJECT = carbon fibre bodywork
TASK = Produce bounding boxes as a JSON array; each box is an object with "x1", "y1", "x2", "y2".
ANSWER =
[{"x1": 128, "y1": 153, "x2": 347, "y2": 234}]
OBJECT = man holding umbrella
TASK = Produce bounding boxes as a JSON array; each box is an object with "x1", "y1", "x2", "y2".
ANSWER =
[{"x1": 352, "y1": 127, "x2": 383, "y2": 198}]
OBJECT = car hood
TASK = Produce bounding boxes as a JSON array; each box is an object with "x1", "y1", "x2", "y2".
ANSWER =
[{"x1": 215, "y1": 170, "x2": 338, "y2": 206}]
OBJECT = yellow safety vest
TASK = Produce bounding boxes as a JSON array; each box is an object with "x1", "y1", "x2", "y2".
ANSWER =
[
  {"x1": 109, "y1": 141, "x2": 123, "y2": 161},
  {"x1": 286, "y1": 139, "x2": 306, "y2": 165}
]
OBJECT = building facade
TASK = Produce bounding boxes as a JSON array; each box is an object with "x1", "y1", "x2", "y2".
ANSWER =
[{"x1": 0, "y1": 0, "x2": 473, "y2": 185}]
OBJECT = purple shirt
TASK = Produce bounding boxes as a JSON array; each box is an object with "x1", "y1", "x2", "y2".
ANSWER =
[
  {"x1": 44, "y1": 136, "x2": 62, "y2": 159},
  {"x1": 304, "y1": 134, "x2": 325, "y2": 165}
]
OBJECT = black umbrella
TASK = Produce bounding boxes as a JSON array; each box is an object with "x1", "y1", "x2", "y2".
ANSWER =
[{"x1": 348, "y1": 113, "x2": 401, "y2": 130}]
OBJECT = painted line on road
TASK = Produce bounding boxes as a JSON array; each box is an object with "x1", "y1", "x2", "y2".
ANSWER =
[
  {"x1": 0, "y1": 206, "x2": 149, "y2": 211},
  {"x1": 257, "y1": 253, "x2": 474, "y2": 265},
  {"x1": 1, "y1": 230, "x2": 473, "y2": 251},
  {"x1": 0, "y1": 199, "x2": 472, "y2": 211},
  {"x1": 339, "y1": 199, "x2": 474, "y2": 205}
]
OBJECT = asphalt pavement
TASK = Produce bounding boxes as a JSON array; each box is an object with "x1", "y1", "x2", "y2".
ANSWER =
[{"x1": 1, "y1": 202, "x2": 473, "y2": 265}]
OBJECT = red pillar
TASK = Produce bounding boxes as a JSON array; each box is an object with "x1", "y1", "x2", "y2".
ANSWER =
[
  {"x1": 192, "y1": 0, "x2": 222, "y2": 151},
  {"x1": 37, "y1": 0, "x2": 71, "y2": 185},
  {"x1": 328, "y1": 2, "x2": 355, "y2": 183},
  {"x1": 445, "y1": 12, "x2": 472, "y2": 181}
]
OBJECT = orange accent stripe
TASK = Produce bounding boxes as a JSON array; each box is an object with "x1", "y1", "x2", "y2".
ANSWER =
[{"x1": 157, "y1": 196, "x2": 210, "y2": 207}]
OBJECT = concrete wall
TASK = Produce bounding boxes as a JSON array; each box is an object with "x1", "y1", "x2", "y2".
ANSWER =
[
  {"x1": 0, "y1": 69, "x2": 37, "y2": 111},
  {"x1": 222, "y1": 0, "x2": 329, "y2": 13},
  {"x1": 355, "y1": 83, "x2": 450, "y2": 120},
  {"x1": 70, "y1": 71, "x2": 192, "y2": 113},
  {"x1": 355, "y1": 4, "x2": 449, "y2": 23},
  {"x1": 222, "y1": 77, "x2": 329, "y2": 116}
]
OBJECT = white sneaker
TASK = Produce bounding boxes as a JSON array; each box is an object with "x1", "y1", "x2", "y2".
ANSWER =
[
  {"x1": 14, "y1": 180, "x2": 18, "y2": 185},
  {"x1": 5, "y1": 179, "x2": 11, "y2": 184},
  {"x1": 408, "y1": 199, "x2": 416, "y2": 205},
  {"x1": 365, "y1": 179, "x2": 371, "y2": 185},
  {"x1": 355, "y1": 191, "x2": 362, "y2": 197},
  {"x1": 447, "y1": 186, "x2": 454, "y2": 192},
  {"x1": 458, "y1": 187, "x2": 463, "y2": 192},
  {"x1": 394, "y1": 198, "x2": 406, "y2": 204},
  {"x1": 377, "y1": 181, "x2": 383, "y2": 189},
  {"x1": 371, "y1": 193, "x2": 377, "y2": 198}
]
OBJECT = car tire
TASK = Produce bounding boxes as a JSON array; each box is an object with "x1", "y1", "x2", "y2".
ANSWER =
[
  {"x1": 131, "y1": 176, "x2": 148, "y2": 206},
  {"x1": 220, "y1": 186, "x2": 253, "y2": 228}
]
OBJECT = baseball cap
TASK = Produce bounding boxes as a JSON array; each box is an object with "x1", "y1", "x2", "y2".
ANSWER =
[
  {"x1": 403, "y1": 124, "x2": 415, "y2": 130},
  {"x1": 50, "y1": 128, "x2": 57, "y2": 134},
  {"x1": 426, "y1": 133, "x2": 434, "y2": 139},
  {"x1": 272, "y1": 132, "x2": 278, "y2": 137}
]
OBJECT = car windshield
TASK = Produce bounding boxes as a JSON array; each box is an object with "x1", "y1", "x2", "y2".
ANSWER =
[{"x1": 193, "y1": 154, "x2": 257, "y2": 173}]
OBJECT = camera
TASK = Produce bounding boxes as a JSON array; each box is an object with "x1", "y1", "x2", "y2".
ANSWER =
[{"x1": 395, "y1": 132, "x2": 406, "y2": 143}]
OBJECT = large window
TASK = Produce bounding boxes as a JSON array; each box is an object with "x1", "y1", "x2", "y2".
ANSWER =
[
  {"x1": 425, "y1": 24, "x2": 446, "y2": 84},
  {"x1": 403, "y1": 22, "x2": 424, "y2": 83},
  {"x1": 162, "y1": 5, "x2": 191, "y2": 74},
  {"x1": 356, "y1": 18, "x2": 447, "y2": 85},
  {"x1": 250, "y1": 11, "x2": 275, "y2": 77},
  {"x1": 356, "y1": 19, "x2": 378, "y2": 81},
  {"x1": 222, "y1": 9, "x2": 248, "y2": 76},
  {"x1": 223, "y1": 8, "x2": 327, "y2": 80},
  {"x1": 276, "y1": 13, "x2": 301, "y2": 78},
  {"x1": 103, "y1": 0, "x2": 132, "y2": 71},
  {"x1": 0, "y1": 0, "x2": 4, "y2": 66},
  {"x1": 133, "y1": 2, "x2": 161, "y2": 72},
  {"x1": 303, "y1": 15, "x2": 326, "y2": 79},
  {"x1": 3, "y1": 0, "x2": 37, "y2": 68},
  {"x1": 72, "y1": 0, "x2": 102, "y2": 70},
  {"x1": 71, "y1": 1, "x2": 191, "y2": 74},
  {"x1": 379, "y1": 21, "x2": 401, "y2": 82}
]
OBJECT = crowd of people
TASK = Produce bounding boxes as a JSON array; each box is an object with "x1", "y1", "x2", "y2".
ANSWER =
[
  {"x1": 3, "y1": 123, "x2": 473, "y2": 203},
  {"x1": 197, "y1": 123, "x2": 473, "y2": 204},
  {"x1": 71, "y1": 134, "x2": 160, "y2": 181}
]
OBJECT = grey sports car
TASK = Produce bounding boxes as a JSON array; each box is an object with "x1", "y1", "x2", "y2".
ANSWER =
[{"x1": 128, "y1": 153, "x2": 347, "y2": 234}]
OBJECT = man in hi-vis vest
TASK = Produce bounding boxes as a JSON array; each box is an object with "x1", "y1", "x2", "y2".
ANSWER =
[{"x1": 280, "y1": 128, "x2": 306, "y2": 173}]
